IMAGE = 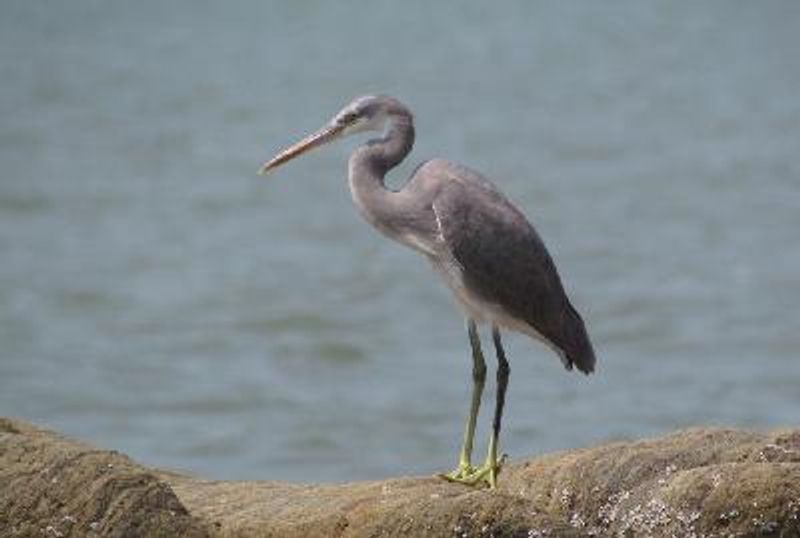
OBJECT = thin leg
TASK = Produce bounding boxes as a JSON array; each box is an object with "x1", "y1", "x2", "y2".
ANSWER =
[
  {"x1": 486, "y1": 325, "x2": 510, "y2": 487},
  {"x1": 439, "y1": 324, "x2": 510, "y2": 488},
  {"x1": 440, "y1": 319, "x2": 486, "y2": 481}
]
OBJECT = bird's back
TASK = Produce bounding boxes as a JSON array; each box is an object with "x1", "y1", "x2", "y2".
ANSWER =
[{"x1": 417, "y1": 159, "x2": 596, "y2": 374}]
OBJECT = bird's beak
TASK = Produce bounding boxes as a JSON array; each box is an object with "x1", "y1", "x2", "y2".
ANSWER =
[{"x1": 258, "y1": 123, "x2": 346, "y2": 175}]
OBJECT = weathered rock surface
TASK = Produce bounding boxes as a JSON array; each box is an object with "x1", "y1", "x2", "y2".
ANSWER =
[{"x1": 2, "y1": 417, "x2": 799, "y2": 537}]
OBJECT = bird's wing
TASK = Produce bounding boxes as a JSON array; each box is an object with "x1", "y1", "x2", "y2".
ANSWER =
[{"x1": 431, "y1": 167, "x2": 595, "y2": 374}]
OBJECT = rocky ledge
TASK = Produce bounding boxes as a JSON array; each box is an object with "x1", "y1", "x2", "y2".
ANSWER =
[{"x1": 1, "y1": 417, "x2": 799, "y2": 537}]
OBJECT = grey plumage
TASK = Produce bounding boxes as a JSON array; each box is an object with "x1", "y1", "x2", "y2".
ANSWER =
[
  {"x1": 260, "y1": 94, "x2": 597, "y2": 487},
  {"x1": 431, "y1": 162, "x2": 595, "y2": 374}
]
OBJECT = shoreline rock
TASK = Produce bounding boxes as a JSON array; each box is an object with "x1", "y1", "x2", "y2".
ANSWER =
[{"x1": 1, "y1": 417, "x2": 799, "y2": 537}]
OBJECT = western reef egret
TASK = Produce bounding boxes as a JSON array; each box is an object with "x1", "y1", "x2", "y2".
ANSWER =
[{"x1": 259, "y1": 95, "x2": 596, "y2": 488}]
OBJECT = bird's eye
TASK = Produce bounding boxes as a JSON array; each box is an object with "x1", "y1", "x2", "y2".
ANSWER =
[{"x1": 340, "y1": 112, "x2": 358, "y2": 124}]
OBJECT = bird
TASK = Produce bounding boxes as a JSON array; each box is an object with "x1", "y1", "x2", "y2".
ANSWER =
[{"x1": 259, "y1": 95, "x2": 596, "y2": 488}]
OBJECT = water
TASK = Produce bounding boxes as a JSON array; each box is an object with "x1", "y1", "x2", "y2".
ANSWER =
[{"x1": 1, "y1": 1, "x2": 798, "y2": 482}]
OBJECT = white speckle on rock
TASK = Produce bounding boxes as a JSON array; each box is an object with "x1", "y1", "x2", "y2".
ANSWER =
[
  {"x1": 526, "y1": 529, "x2": 550, "y2": 538},
  {"x1": 598, "y1": 490, "x2": 630, "y2": 526},
  {"x1": 711, "y1": 472, "x2": 722, "y2": 488},
  {"x1": 615, "y1": 496, "x2": 707, "y2": 537},
  {"x1": 718, "y1": 509, "x2": 740, "y2": 522},
  {"x1": 559, "y1": 487, "x2": 572, "y2": 508}
]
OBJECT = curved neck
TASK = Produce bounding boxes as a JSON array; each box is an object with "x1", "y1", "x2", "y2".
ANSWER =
[
  {"x1": 351, "y1": 114, "x2": 415, "y2": 179},
  {"x1": 348, "y1": 111, "x2": 415, "y2": 234}
]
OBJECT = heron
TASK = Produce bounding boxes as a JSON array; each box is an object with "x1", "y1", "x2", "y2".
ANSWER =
[{"x1": 259, "y1": 95, "x2": 596, "y2": 488}]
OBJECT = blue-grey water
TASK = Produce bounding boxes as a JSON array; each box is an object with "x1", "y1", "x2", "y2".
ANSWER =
[{"x1": 1, "y1": 2, "x2": 798, "y2": 482}]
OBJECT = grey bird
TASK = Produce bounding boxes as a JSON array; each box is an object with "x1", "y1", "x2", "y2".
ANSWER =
[{"x1": 259, "y1": 95, "x2": 596, "y2": 488}]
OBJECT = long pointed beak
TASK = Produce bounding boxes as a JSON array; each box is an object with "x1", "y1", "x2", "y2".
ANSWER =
[{"x1": 258, "y1": 123, "x2": 345, "y2": 175}]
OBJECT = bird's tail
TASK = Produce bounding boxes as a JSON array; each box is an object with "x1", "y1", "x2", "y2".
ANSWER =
[{"x1": 560, "y1": 302, "x2": 596, "y2": 375}]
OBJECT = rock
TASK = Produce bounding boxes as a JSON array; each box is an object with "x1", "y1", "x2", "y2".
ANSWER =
[
  {"x1": 2, "y1": 417, "x2": 799, "y2": 537},
  {"x1": 0, "y1": 418, "x2": 207, "y2": 538}
]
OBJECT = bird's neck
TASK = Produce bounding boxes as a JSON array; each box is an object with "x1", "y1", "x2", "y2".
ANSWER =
[
  {"x1": 350, "y1": 115, "x2": 415, "y2": 180},
  {"x1": 347, "y1": 114, "x2": 415, "y2": 234}
]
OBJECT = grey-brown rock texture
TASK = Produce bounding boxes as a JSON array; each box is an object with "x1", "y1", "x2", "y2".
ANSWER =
[{"x1": 2, "y1": 417, "x2": 799, "y2": 537}]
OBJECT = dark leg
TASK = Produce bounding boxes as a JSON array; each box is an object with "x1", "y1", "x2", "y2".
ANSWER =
[
  {"x1": 491, "y1": 325, "x2": 510, "y2": 442},
  {"x1": 486, "y1": 325, "x2": 510, "y2": 487}
]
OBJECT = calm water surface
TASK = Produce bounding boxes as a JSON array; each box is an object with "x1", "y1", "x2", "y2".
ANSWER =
[{"x1": 1, "y1": 2, "x2": 798, "y2": 481}]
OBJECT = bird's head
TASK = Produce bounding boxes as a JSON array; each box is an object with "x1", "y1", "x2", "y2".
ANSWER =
[{"x1": 258, "y1": 95, "x2": 408, "y2": 174}]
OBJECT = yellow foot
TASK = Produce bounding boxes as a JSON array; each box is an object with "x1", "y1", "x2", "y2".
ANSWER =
[
  {"x1": 438, "y1": 462, "x2": 478, "y2": 482},
  {"x1": 438, "y1": 454, "x2": 507, "y2": 488}
]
